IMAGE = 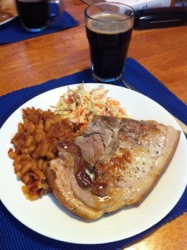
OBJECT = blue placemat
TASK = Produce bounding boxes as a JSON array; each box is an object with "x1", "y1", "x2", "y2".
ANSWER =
[
  {"x1": 0, "y1": 11, "x2": 79, "y2": 44},
  {"x1": 1, "y1": 58, "x2": 187, "y2": 250}
]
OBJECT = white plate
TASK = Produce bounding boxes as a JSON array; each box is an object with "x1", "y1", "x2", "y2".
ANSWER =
[
  {"x1": 0, "y1": 83, "x2": 187, "y2": 244},
  {"x1": 0, "y1": 15, "x2": 17, "y2": 25}
]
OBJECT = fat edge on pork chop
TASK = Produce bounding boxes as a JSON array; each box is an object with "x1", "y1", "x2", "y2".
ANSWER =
[{"x1": 46, "y1": 116, "x2": 180, "y2": 220}]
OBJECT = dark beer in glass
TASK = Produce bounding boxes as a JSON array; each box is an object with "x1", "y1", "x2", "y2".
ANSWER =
[
  {"x1": 15, "y1": 0, "x2": 64, "y2": 32},
  {"x1": 85, "y1": 3, "x2": 134, "y2": 83},
  {"x1": 16, "y1": 0, "x2": 49, "y2": 32}
]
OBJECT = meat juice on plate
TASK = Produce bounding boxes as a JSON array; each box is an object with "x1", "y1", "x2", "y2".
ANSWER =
[{"x1": 86, "y1": 13, "x2": 133, "y2": 80}]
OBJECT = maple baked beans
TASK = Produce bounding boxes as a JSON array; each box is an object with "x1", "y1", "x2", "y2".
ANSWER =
[{"x1": 8, "y1": 107, "x2": 77, "y2": 200}]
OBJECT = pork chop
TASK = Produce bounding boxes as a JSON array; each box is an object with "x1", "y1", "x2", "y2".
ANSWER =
[{"x1": 46, "y1": 116, "x2": 180, "y2": 220}]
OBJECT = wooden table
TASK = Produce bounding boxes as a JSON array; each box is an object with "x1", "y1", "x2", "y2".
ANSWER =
[{"x1": 0, "y1": 1, "x2": 187, "y2": 249}]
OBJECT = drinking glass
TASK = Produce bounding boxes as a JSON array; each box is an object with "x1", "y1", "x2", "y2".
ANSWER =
[
  {"x1": 85, "y1": 2, "x2": 134, "y2": 83},
  {"x1": 15, "y1": 0, "x2": 64, "y2": 32}
]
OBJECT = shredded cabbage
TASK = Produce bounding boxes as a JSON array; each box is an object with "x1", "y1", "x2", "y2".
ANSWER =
[{"x1": 54, "y1": 84, "x2": 127, "y2": 130}]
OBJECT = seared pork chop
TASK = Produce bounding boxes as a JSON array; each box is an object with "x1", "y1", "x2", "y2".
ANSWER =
[{"x1": 46, "y1": 116, "x2": 180, "y2": 220}]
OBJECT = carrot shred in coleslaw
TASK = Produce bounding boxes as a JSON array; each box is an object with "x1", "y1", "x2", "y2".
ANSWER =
[{"x1": 54, "y1": 85, "x2": 127, "y2": 130}]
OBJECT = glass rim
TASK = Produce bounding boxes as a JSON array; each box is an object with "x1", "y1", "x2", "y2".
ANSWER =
[{"x1": 84, "y1": 2, "x2": 135, "y2": 22}]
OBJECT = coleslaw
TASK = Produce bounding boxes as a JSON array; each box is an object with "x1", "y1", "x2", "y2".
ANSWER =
[{"x1": 54, "y1": 84, "x2": 127, "y2": 130}]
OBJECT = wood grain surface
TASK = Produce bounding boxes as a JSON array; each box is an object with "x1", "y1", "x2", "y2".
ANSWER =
[{"x1": 0, "y1": 1, "x2": 187, "y2": 249}]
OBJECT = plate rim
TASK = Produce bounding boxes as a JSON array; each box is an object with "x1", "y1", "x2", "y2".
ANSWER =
[{"x1": 0, "y1": 15, "x2": 17, "y2": 26}]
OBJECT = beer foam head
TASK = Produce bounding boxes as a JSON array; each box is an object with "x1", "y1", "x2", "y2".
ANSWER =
[{"x1": 86, "y1": 13, "x2": 133, "y2": 34}]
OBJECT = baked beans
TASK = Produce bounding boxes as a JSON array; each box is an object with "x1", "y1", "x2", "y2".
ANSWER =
[{"x1": 8, "y1": 107, "x2": 77, "y2": 200}]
